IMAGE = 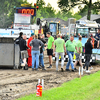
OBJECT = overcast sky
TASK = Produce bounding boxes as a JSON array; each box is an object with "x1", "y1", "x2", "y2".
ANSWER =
[
  {"x1": 27, "y1": 0, "x2": 60, "y2": 11},
  {"x1": 27, "y1": 0, "x2": 98, "y2": 13}
]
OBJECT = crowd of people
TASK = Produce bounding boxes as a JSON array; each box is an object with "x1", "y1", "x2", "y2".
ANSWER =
[{"x1": 15, "y1": 28, "x2": 100, "y2": 73}]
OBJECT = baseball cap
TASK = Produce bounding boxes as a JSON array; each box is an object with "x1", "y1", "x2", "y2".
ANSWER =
[{"x1": 31, "y1": 33, "x2": 34, "y2": 36}]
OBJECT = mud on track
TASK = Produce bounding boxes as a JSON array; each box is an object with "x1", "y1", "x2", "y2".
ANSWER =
[{"x1": 0, "y1": 54, "x2": 100, "y2": 100}]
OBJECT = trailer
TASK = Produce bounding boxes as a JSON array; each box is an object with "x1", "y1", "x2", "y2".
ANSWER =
[
  {"x1": 74, "y1": 20, "x2": 100, "y2": 62},
  {"x1": 53, "y1": 19, "x2": 100, "y2": 63}
]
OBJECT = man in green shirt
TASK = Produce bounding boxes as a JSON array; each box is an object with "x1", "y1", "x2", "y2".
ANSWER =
[
  {"x1": 53, "y1": 34, "x2": 66, "y2": 72},
  {"x1": 65, "y1": 35, "x2": 76, "y2": 72},
  {"x1": 74, "y1": 36, "x2": 83, "y2": 69},
  {"x1": 46, "y1": 32, "x2": 54, "y2": 68}
]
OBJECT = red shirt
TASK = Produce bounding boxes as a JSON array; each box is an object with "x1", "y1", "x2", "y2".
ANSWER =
[
  {"x1": 27, "y1": 37, "x2": 33, "y2": 49},
  {"x1": 27, "y1": 37, "x2": 33, "y2": 56}
]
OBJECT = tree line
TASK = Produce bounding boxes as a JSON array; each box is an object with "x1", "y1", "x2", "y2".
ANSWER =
[{"x1": 0, "y1": 0, "x2": 100, "y2": 28}]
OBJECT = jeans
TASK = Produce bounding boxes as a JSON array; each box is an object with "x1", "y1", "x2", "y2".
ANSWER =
[
  {"x1": 56, "y1": 52, "x2": 64, "y2": 71},
  {"x1": 83, "y1": 54, "x2": 91, "y2": 70},
  {"x1": 66, "y1": 51, "x2": 74, "y2": 70},
  {"x1": 39, "y1": 53, "x2": 44, "y2": 68},
  {"x1": 31, "y1": 50, "x2": 40, "y2": 69}
]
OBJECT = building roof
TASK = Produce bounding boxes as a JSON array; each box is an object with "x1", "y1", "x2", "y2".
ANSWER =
[
  {"x1": 41, "y1": 18, "x2": 68, "y2": 26},
  {"x1": 79, "y1": 14, "x2": 100, "y2": 21}
]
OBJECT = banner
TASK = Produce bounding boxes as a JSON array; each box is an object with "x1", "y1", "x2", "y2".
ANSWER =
[
  {"x1": 14, "y1": 24, "x2": 30, "y2": 29},
  {"x1": 14, "y1": 13, "x2": 31, "y2": 24}
]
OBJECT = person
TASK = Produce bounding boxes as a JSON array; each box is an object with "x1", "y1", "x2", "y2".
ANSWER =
[
  {"x1": 90, "y1": 33, "x2": 95, "y2": 48},
  {"x1": 74, "y1": 36, "x2": 83, "y2": 70},
  {"x1": 15, "y1": 32, "x2": 23, "y2": 65},
  {"x1": 78, "y1": 33, "x2": 81, "y2": 37},
  {"x1": 89, "y1": 63, "x2": 93, "y2": 70},
  {"x1": 83, "y1": 38, "x2": 93, "y2": 73},
  {"x1": 53, "y1": 34, "x2": 66, "y2": 72},
  {"x1": 38, "y1": 34, "x2": 46, "y2": 44},
  {"x1": 41, "y1": 34, "x2": 47, "y2": 52},
  {"x1": 15, "y1": 32, "x2": 23, "y2": 46},
  {"x1": 20, "y1": 35, "x2": 29, "y2": 69},
  {"x1": 65, "y1": 35, "x2": 76, "y2": 72},
  {"x1": 27, "y1": 33, "x2": 34, "y2": 68},
  {"x1": 62, "y1": 34, "x2": 64, "y2": 39},
  {"x1": 74, "y1": 33, "x2": 77, "y2": 37},
  {"x1": 46, "y1": 32, "x2": 54, "y2": 68},
  {"x1": 38, "y1": 34, "x2": 46, "y2": 70},
  {"x1": 30, "y1": 34, "x2": 44, "y2": 71},
  {"x1": 95, "y1": 28, "x2": 100, "y2": 48},
  {"x1": 41, "y1": 34, "x2": 45, "y2": 39}
]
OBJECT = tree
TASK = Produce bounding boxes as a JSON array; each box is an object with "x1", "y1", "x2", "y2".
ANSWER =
[
  {"x1": 73, "y1": 13, "x2": 82, "y2": 20},
  {"x1": 44, "y1": 3, "x2": 56, "y2": 18},
  {"x1": 0, "y1": 0, "x2": 28, "y2": 28},
  {"x1": 36, "y1": 0, "x2": 56, "y2": 18},
  {"x1": 58, "y1": 0, "x2": 100, "y2": 20},
  {"x1": 36, "y1": 0, "x2": 45, "y2": 8},
  {"x1": 55, "y1": 11, "x2": 82, "y2": 21},
  {"x1": 78, "y1": 4, "x2": 99, "y2": 17}
]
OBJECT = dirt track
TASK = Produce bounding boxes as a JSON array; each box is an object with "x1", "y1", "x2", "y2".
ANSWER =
[{"x1": 0, "y1": 54, "x2": 100, "y2": 100}]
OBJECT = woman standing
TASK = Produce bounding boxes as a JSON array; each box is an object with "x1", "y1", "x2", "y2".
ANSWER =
[
  {"x1": 83, "y1": 38, "x2": 93, "y2": 73},
  {"x1": 30, "y1": 34, "x2": 44, "y2": 71}
]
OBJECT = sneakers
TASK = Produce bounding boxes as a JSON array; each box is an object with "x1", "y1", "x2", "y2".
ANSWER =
[
  {"x1": 32, "y1": 68, "x2": 34, "y2": 71},
  {"x1": 86, "y1": 70, "x2": 91, "y2": 73},
  {"x1": 83, "y1": 69, "x2": 86, "y2": 71},
  {"x1": 32, "y1": 68, "x2": 38, "y2": 71},
  {"x1": 61, "y1": 68, "x2": 64, "y2": 72},
  {"x1": 47, "y1": 65, "x2": 52, "y2": 68},
  {"x1": 35, "y1": 69, "x2": 39, "y2": 71},
  {"x1": 72, "y1": 69, "x2": 75, "y2": 72},
  {"x1": 56, "y1": 70, "x2": 59, "y2": 72},
  {"x1": 83, "y1": 67, "x2": 86, "y2": 71},
  {"x1": 65, "y1": 69, "x2": 70, "y2": 71},
  {"x1": 42, "y1": 68, "x2": 46, "y2": 70},
  {"x1": 74, "y1": 68, "x2": 78, "y2": 71},
  {"x1": 90, "y1": 67, "x2": 93, "y2": 70},
  {"x1": 65, "y1": 69, "x2": 75, "y2": 72},
  {"x1": 38, "y1": 66, "x2": 42, "y2": 69}
]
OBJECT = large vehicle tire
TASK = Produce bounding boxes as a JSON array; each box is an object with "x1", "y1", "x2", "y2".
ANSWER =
[{"x1": 37, "y1": 18, "x2": 40, "y2": 25}]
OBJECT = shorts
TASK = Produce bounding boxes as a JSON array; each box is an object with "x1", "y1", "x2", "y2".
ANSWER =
[
  {"x1": 21, "y1": 50, "x2": 28, "y2": 59},
  {"x1": 75, "y1": 53, "x2": 82, "y2": 61},
  {"x1": 47, "y1": 49, "x2": 53, "y2": 56}
]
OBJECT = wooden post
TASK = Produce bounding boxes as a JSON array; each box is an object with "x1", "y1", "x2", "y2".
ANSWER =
[
  {"x1": 80, "y1": 72, "x2": 81, "y2": 80},
  {"x1": 79, "y1": 67, "x2": 81, "y2": 80}
]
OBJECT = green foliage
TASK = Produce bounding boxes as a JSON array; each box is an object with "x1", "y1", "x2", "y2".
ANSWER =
[
  {"x1": 17, "y1": 71, "x2": 100, "y2": 100},
  {"x1": 36, "y1": 0, "x2": 56, "y2": 18},
  {"x1": 56, "y1": 11, "x2": 82, "y2": 21},
  {"x1": 78, "y1": 4, "x2": 99, "y2": 17},
  {"x1": 73, "y1": 13, "x2": 82, "y2": 20},
  {"x1": 78, "y1": 5, "x2": 88, "y2": 17},
  {"x1": 0, "y1": 0, "x2": 29, "y2": 28},
  {"x1": 36, "y1": 0, "x2": 45, "y2": 8},
  {"x1": 36, "y1": 0, "x2": 82, "y2": 21},
  {"x1": 58, "y1": 0, "x2": 100, "y2": 20},
  {"x1": 0, "y1": 0, "x2": 82, "y2": 28}
]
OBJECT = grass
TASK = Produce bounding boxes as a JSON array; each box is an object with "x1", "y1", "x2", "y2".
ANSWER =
[{"x1": 17, "y1": 71, "x2": 100, "y2": 100}]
